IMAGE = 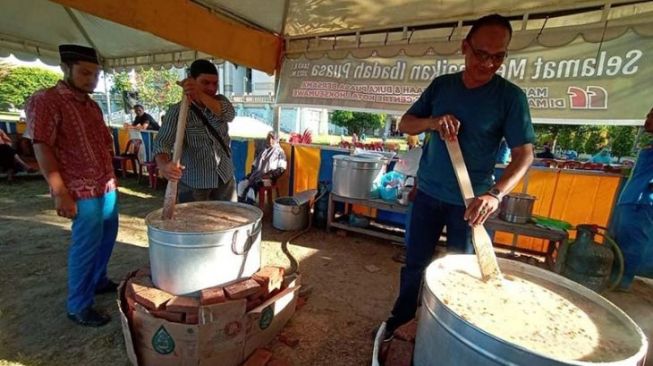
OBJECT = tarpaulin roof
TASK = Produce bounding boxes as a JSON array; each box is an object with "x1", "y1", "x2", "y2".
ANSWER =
[{"x1": 2, "y1": 0, "x2": 653, "y2": 73}]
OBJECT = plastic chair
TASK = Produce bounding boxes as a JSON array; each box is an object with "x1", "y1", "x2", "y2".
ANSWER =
[{"x1": 113, "y1": 139, "x2": 142, "y2": 178}]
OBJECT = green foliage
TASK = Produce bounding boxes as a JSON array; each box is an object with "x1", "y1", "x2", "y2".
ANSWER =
[
  {"x1": 583, "y1": 126, "x2": 608, "y2": 155},
  {"x1": 609, "y1": 126, "x2": 636, "y2": 161},
  {"x1": 110, "y1": 72, "x2": 133, "y2": 96},
  {"x1": 0, "y1": 66, "x2": 61, "y2": 109},
  {"x1": 134, "y1": 69, "x2": 182, "y2": 112},
  {"x1": 330, "y1": 110, "x2": 386, "y2": 135},
  {"x1": 556, "y1": 126, "x2": 574, "y2": 151},
  {"x1": 639, "y1": 131, "x2": 653, "y2": 148}
]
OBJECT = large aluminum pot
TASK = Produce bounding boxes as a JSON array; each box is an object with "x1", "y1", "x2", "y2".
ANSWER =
[
  {"x1": 273, "y1": 197, "x2": 309, "y2": 231},
  {"x1": 145, "y1": 202, "x2": 263, "y2": 296},
  {"x1": 414, "y1": 255, "x2": 648, "y2": 366},
  {"x1": 500, "y1": 192, "x2": 536, "y2": 223},
  {"x1": 332, "y1": 155, "x2": 385, "y2": 199}
]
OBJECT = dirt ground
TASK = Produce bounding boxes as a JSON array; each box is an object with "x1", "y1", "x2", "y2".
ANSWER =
[{"x1": 1, "y1": 177, "x2": 651, "y2": 366}]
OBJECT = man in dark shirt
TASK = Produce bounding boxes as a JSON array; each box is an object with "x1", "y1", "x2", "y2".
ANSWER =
[{"x1": 131, "y1": 104, "x2": 160, "y2": 131}]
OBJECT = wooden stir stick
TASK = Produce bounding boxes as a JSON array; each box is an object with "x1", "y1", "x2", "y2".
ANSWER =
[
  {"x1": 445, "y1": 138, "x2": 502, "y2": 281},
  {"x1": 162, "y1": 95, "x2": 190, "y2": 220}
]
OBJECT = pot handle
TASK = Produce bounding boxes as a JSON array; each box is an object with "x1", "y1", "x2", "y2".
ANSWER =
[
  {"x1": 231, "y1": 220, "x2": 262, "y2": 255},
  {"x1": 291, "y1": 205, "x2": 301, "y2": 215}
]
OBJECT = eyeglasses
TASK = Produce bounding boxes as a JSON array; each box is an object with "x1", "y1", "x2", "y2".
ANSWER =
[{"x1": 467, "y1": 42, "x2": 507, "y2": 64}]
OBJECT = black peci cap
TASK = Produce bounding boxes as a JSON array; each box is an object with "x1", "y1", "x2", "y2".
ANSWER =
[{"x1": 59, "y1": 44, "x2": 99, "y2": 65}]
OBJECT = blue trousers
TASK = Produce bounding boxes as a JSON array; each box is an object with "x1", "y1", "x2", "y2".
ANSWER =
[
  {"x1": 387, "y1": 190, "x2": 474, "y2": 331},
  {"x1": 612, "y1": 204, "x2": 653, "y2": 288},
  {"x1": 67, "y1": 190, "x2": 119, "y2": 313}
]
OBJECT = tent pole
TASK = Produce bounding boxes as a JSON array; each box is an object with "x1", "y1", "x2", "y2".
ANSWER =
[{"x1": 103, "y1": 69, "x2": 112, "y2": 126}]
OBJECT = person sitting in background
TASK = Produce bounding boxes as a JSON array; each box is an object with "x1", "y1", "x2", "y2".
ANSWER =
[
  {"x1": 237, "y1": 132, "x2": 287, "y2": 203},
  {"x1": 591, "y1": 148, "x2": 613, "y2": 164},
  {"x1": 0, "y1": 129, "x2": 35, "y2": 181},
  {"x1": 535, "y1": 145, "x2": 555, "y2": 159},
  {"x1": 127, "y1": 104, "x2": 160, "y2": 131},
  {"x1": 351, "y1": 133, "x2": 359, "y2": 144}
]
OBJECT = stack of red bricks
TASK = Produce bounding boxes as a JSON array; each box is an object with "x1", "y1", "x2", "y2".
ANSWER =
[
  {"x1": 123, "y1": 265, "x2": 286, "y2": 325},
  {"x1": 379, "y1": 319, "x2": 418, "y2": 366}
]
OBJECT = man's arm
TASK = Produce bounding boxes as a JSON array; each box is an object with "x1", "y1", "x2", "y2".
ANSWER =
[
  {"x1": 495, "y1": 144, "x2": 534, "y2": 194},
  {"x1": 399, "y1": 114, "x2": 461, "y2": 140},
  {"x1": 464, "y1": 143, "x2": 534, "y2": 226},
  {"x1": 33, "y1": 143, "x2": 77, "y2": 218},
  {"x1": 153, "y1": 105, "x2": 184, "y2": 181}
]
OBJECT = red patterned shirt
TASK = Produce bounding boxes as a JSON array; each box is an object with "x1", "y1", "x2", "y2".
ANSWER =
[{"x1": 25, "y1": 81, "x2": 116, "y2": 200}]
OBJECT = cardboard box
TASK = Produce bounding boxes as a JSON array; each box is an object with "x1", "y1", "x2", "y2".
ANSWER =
[{"x1": 118, "y1": 274, "x2": 300, "y2": 366}]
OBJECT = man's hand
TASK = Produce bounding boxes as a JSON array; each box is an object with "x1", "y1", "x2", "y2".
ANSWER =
[
  {"x1": 160, "y1": 161, "x2": 184, "y2": 182},
  {"x1": 178, "y1": 78, "x2": 202, "y2": 103},
  {"x1": 431, "y1": 114, "x2": 461, "y2": 141},
  {"x1": 464, "y1": 194, "x2": 500, "y2": 226},
  {"x1": 54, "y1": 191, "x2": 77, "y2": 219}
]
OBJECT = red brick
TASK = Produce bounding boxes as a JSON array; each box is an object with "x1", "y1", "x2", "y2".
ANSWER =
[
  {"x1": 393, "y1": 319, "x2": 418, "y2": 342},
  {"x1": 129, "y1": 276, "x2": 155, "y2": 296},
  {"x1": 243, "y1": 348, "x2": 273, "y2": 366},
  {"x1": 200, "y1": 286, "x2": 226, "y2": 305},
  {"x1": 134, "y1": 287, "x2": 174, "y2": 311},
  {"x1": 166, "y1": 296, "x2": 200, "y2": 313},
  {"x1": 185, "y1": 312, "x2": 198, "y2": 325},
  {"x1": 150, "y1": 310, "x2": 185, "y2": 323},
  {"x1": 252, "y1": 266, "x2": 285, "y2": 296},
  {"x1": 246, "y1": 298, "x2": 263, "y2": 312},
  {"x1": 278, "y1": 332, "x2": 299, "y2": 348},
  {"x1": 385, "y1": 339, "x2": 414, "y2": 366},
  {"x1": 267, "y1": 357, "x2": 292, "y2": 366},
  {"x1": 224, "y1": 279, "x2": 261, "y2": 300}
]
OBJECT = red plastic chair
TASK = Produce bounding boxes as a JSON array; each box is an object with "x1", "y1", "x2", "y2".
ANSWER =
[{"x1": 113, "y1": 139, "x2": 142, "y2": 178}]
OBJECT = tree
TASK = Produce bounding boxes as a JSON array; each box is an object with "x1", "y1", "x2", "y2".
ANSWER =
[
  {"x1": 609, "y1": 126, "x2": 636, "y2": 161},
  {"x1": 583, "y1": 126, "x2": 608, "y2": 155},
  {"x1": 134, "y1": 69, "x2": 182, "y2": 113},
  {"x1": 556, "y1": 126, "x2": 574, "y2": 151},
  {"x1": 330, "y1": 110, "x2": 386, "y2": 135},
  {"x1": 0, "y1": 66, "x2": 61, "y2": 109},
  {"x1": 110, "y1": 72, "x2": 133, "y2": 96}
]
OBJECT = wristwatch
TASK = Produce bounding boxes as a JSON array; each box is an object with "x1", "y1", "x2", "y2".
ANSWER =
[{"x1": 486, "y1": 186, "x2": 504, "y2": 202}]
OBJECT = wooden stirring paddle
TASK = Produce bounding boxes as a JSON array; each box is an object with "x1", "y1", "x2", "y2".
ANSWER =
[
  {"x1": 162, "y1": 95, "x2": 190, "y2": 220},
  {"x1": 445, "y1": 138, "x2": 502, "y2": 281}
]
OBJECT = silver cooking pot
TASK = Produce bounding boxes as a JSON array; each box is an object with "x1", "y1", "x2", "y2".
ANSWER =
[{"x1": 500, "y1": 193, "x2": 536, "y2": 224}]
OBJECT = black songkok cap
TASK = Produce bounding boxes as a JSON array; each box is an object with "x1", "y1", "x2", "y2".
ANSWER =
[
  {"x1": 59, "y1": 44, "x2": 99, "y2": 65},
  {"x1": 189, "y1": 59, "x2": 218, "y2": 78}
]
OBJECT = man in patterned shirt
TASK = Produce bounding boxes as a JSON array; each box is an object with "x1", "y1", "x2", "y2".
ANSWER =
[
  {"x1": 154, "y1": 59, "x2": 237, "y2": 202},
  {"x1": 25, "y1": 45, "x2": 118, "y2": 327}
]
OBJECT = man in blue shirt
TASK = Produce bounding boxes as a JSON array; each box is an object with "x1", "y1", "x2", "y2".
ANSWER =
[
  {"x1": 612, "y1": 107, "x2": 653, "y2": 290},
  {"x1": 383, "y1": 14, "x2": 535, "y2": 337}
]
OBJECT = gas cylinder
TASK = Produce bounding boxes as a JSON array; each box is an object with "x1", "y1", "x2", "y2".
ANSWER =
[{"x1": 562, "y1": 225, "x2": 623, "y2": 292}]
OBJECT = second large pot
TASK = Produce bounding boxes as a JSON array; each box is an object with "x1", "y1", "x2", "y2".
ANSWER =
[{"x1": 332, "y1": 155, "x2": 385, "y2": 199}]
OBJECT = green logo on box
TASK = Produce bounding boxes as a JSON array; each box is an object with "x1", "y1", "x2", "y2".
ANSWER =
[
  {"x1": 259, "y1": 306, "x2": 274, "y2": 330},
  {"x1": 152, "y1": 326, "x2": 175, "y2": 355}
]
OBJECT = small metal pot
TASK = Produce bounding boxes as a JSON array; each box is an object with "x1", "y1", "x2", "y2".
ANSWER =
[{"x1": 500, "y1": 193, "x2": 536, "y2": 224}]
